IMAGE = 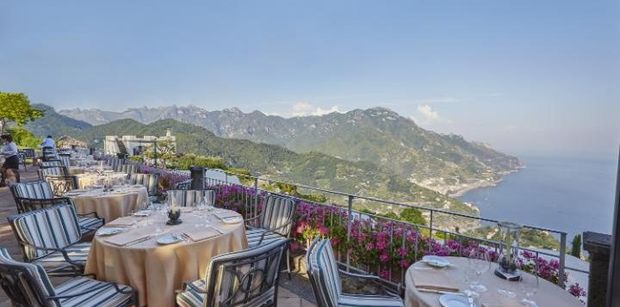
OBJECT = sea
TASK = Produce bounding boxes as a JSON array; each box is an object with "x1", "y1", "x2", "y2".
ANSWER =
[{"x1": 458, "y1": 154, "x2": 619, "y2": 241}]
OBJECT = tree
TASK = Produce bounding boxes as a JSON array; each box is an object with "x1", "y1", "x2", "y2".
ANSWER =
[
  {"x1": 400, "y1": 207, "x2": 426, "y2": 225},
  {"x1": 143, "y1": 139, "x2": 177, "y2": 167},
  {"x1": 571, "y1": 234, "x2": 582, "y2": 258},
  {"x1": 0, "y1": 92, "x2": 43, "y2": 134}
]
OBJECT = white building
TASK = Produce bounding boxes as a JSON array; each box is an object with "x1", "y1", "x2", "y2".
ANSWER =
[{"x1": 104, "y1": 129, "x2": 176, "y2": 156}]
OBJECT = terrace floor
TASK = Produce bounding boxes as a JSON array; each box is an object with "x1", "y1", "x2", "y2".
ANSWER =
[{"x1": 0, "y1": 166, "x2": 316, "y2": 307}]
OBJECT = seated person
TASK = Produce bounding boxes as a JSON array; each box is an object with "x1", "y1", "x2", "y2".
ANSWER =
[{"x1": 1, "y1": 134, "x2": 19, "y2": 186}]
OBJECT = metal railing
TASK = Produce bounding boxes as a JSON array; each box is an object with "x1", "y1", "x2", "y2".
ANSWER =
[{"x1": 195, "y1": 167, "x2": 589, "y2": 290}]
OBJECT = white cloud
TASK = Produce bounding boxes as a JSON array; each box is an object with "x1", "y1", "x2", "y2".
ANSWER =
[
  {"x1": 291, "y1": 102, "x2": 341, "y2": 117},
  {"x1": 417, "y1": 104, "x2": 440, "y2": 122}
]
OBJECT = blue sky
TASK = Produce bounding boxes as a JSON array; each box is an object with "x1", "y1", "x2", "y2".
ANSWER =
[{"x1": 1, "y1": 0, "x2": 618, "y2": 156}]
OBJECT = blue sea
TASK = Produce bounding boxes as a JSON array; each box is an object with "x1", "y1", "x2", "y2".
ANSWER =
[{"x1": 458, "y1": 154, "x2": 618, "y2": 240}]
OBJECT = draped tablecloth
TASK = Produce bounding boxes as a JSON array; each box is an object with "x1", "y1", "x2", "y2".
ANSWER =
[
  {"x1": 74, "y1": 171, "x2": 128, "y2": 188},
  {"x1": 85, "y1": 210, "x2": 247, "y2": 307},
  {"x1": 68, "y1": 185, "x2": 148, "y2": 223},
  {"x1": 405, "y1": 256, "x2": 582, "y2": 307}
]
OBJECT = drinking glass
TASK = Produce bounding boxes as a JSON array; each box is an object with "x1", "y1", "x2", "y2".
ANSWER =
[
  {"x1": 520, "y1": 264, "x2": 540, "y2": 306},
  {"x1": 468, "y1": 249, "x2": 491, "y2": 293}
]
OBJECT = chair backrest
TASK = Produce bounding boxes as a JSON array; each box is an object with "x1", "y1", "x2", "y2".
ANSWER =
[
  {"x1": 13, "y1": 197, "x2": 73, "y2": 214},
  {"x1": 10, "y1": 181, "x2": 55, "y2": 200},
  {"x1": 204, "y1": 239, "x2": 288, "y2": 307},
  {"x1": 21, "y1": 148, "x2": 36, "y2": 159},
  {"x1": 8, "y1": 204, "x2": 82, "y2": 261},
  {"x1": 306, "y1": 239, "x2": 341, "y2": 307},
  {"x1": 115, "y1": 164, "x2": 136, "y2": 175},
  {"x1": 106, "y1": 158, "x2": 125, "y2": 170},
  {"x1": 58, "y1": 156, "x2": 71, "y2": 168},
  {"x1": 42, "y1": 147, "x2": 58, "y2": 161},
  {"x1": 43, "y1": 176, "x2": 78, "y2": 197},
  {"x1": 167, "y1": 189, "x2": 216, "y2": 207},
  {"x1": 40, "y1": 160, "x2": 62, "y2": 168},
  {"x1": 0, "y1": 248, "x2": 57, "y2": 307},
  {"x1": 129, "y1": 173, "x2": 159, "y2": 196},
  {"x1": 259, "y1": 195, "x2": 296, "y2": 236},
  {"x1": 37, "y1": 167, "x2": 67, "y2": 179}
]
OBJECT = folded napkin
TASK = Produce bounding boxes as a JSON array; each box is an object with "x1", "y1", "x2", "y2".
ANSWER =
[
  {"x1": 185, "y1": 227, "x2": 220, "y2": 242},
  {"x1": 413, "y1": 266, "x2": 460, "y2": 292},
  {"x1": 107, "y1": 216, "x2": 136, "y2": 227},
  {"x1": 220, "y1": 216, "x2": 243, "y2": 224},
  {"x1": 105, "y1": 232, "x2": 152, "y2": 246},
  {"x1": 214, "y1": 211, "x2": 239, "y2": 220}
]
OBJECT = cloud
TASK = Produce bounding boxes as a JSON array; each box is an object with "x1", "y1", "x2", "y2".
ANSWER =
[
  {"x1": 416, "y1": 96, "x2": 461, "y2": 104},
  {"x1": 417, "y1": 104, "x2": 440, "y2": 122},
  {"x1": 291, "y1": 102, "x2": 341, "y2": 117}
]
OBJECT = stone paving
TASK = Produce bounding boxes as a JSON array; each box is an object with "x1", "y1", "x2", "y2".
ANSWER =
[{"x1": 0, "y1": 166, "x2": 316, "y2": 307}]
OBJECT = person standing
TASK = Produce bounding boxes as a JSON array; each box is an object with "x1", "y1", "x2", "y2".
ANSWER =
[
  {"x1": 41, "y1": 135, "x2": 55, "y2": 149},
  {"x1": 0, "y1": 134, "x2": 19, "y2": 186}
]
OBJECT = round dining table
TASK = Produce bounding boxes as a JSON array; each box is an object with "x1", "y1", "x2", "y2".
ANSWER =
[
  {"x1": 405, "y1": 256, "x2": 582, "y2": 307},
  {"x1": 67, "y1": 185, "x2": 148, "y2": 223},
  {"x1": 85, "y1": 208, "x2": 247, "y2": 307}
]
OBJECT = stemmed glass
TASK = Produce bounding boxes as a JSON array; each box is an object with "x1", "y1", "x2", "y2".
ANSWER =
[
  {"x1": 468, "y1": 249, "x2": 491, "y2": 293},
  {"x1": 519, "y1": 263, "x2": 540, "y2": 306}
]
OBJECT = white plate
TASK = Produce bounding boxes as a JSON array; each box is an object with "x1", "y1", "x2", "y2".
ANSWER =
[
  {"x1": 422, "y1": 255, "x2": 451, "y2": 268},
  {"x1": 132, "y1": 210, "x2": 151, "y2": 217},
  {"x1": 156, "y1": 234, "x2": 183, "y2": 245},
  {"x1": 220, "y1": 216, "x2": 243, "y2": 224},
  {"x1": 96, "y1": 227, "x2": 126, "y2": 236},
  {"x1": 439, "y1": 294, "x2": 475, "y2": 307}
]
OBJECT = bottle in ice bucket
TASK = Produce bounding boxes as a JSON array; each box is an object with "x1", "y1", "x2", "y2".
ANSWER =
[{"x1": 495, "y1": 221, "x2": 522, "y2": 281}]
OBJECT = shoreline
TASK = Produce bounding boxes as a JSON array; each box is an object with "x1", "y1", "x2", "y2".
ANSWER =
[{"x1": 446, "y1": 166, "x2": 524, "y2": 198}]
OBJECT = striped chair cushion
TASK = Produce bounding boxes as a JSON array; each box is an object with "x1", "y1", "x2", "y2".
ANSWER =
[
  {"x1": 174, "y1": 179, "x2": 192, "y2": 190},
  {"x1": 11, "y1": 205, "x2": 83, "y2": 260},
  {"x1": 115, "y1": 164, "x2": 136, "y2": 174},
  {"x1": 11, "y1": 181, "x2": 55, "y2": 199},
  {"x1": 0, "y1": 247, "x2": 56, "y2": 305},
  {"x1": 260, "y1": 195, "x2": 295, "y2": 236},
  {"x1": 54, "y1": 276, "x2": 134, "y2": 307},
  {"x1": 59, "y1": 156, "x2": 71, "y2": 168},
  {"x1": 176, "y1": 280, "x2": 275, "y2": 307},
  {"x1": 129, "y1": 173, "x2": 159, "y2": 196},
  {"x1": 313, "y1": 239, "x2": 341, "y2": 306},
  {"x1": 338, "y1": 294, "x2": 405, "y2": 307},
  {"x1": 32, "y1": 242, "x2": 90, "y2": 269},
  {"x1": 246, "y1": 228, "x2": 285, "y2": 248},
  {"x1": 38, "y1": 167, "x2": 67, "y2": 178},
  {"x1": 167, "y1": 189, "x2": 215, "y2": 207},
  {"x1": 41, "y1": 160, "x2": 63, "y2": 168},
  {"x1": 78, "y1": 217, "x2": 104, "y2": 232}
]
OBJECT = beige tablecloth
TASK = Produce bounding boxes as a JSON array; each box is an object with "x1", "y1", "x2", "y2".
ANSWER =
[
  {"x1": 68, "y1": 185, "x2": 148, "y2": 223},
  {"x1": 85, "y1": 210, "x2": 247, "y2": 307},
  {"x1": 75, "y1": 172, "x2": 128, "y2": 188},
  {"x1": 405, "y1": 256, "x2": 582, "y2": 307}
]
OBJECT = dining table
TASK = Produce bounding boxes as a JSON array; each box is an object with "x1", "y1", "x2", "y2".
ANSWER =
[
  {"x1": 66, "y1": 185, "x2": 149, "y2": 223},
  {"x1": 84, "y1": 208, "x2": 247, "y2": 307},
  {"x1": 405, "y1": 256, "x2": 583, "y2": 307}
]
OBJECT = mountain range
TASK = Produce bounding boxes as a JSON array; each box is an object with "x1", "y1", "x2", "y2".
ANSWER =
[{"x1": 58, "y1": 105, "x2": 522, "y2": 194}]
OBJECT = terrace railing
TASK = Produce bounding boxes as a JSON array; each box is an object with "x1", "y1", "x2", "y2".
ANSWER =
[{"x1": 196, "y1": 168, "x2": 587, "y2": 289}]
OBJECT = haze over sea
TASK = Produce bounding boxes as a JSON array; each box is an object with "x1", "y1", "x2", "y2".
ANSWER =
[{"x1": 459, "y1": 154, "x2": 618, "y2": 241}]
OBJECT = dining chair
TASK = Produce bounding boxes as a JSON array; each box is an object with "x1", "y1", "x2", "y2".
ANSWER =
[
  {"x1": 42, "y1": 147, "x2": 58, "y2": 161},
  {"x1": 128, "y1": 173, "x2": 160, "y2": 197},
  {"x1": 7, "y1": 204, "x2": 92, "y2": 276},
  {"x1": 176, "y1": 238, "x2": 289, "y2": 307},
  {"x1": 0, "y1": 247, "x2": 137, "y2": 307},
  {"x1": 115, "y1": 163, "x2": 137, "y2": 175},
  {"x1": 58, "y1": 155, "x2": 71, "y2": 168},
  {"x1": 306, "y1": 238, "x2": 404, "y2": 307},
  {"x1": 166, "y1": 189, "x2": 216, "y2": 207},
  {"x1": 9, "y1": 181, "x2": 103, "y2": 235},
  {"x1": 38, "y1": 166, "x2": 68, "y2": 179},
  {"x1": 174, "y1": 179, "x2": 192, "y2": 190}
]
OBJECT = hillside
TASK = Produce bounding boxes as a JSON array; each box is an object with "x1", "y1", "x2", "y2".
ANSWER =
[
  {"x1": 26, "y1": 104, "x2": 92, "y2": 137},
  {"x1": 59, "y1": 105, "x2": 522, "y2": 194},
  {"x1": 65, "y1": 118, "x2": 478, "y2": 227}
]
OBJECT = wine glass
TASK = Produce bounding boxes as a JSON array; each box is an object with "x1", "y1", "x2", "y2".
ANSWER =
[
  {"x1": 468, "y1": 249, "x2": 491, "y2": 293},
  {"x1": 520, "y1": 263, "x2": 540, "y2": 306}
]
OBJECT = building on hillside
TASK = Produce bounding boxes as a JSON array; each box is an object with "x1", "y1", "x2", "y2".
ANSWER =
[{"x1": 104, "y1": 128, "x2": 176, "y2": 156}]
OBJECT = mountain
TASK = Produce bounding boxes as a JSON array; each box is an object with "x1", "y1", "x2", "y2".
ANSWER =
[
  {"x1": 26, "y1": 104, "x2": 92, "y2": 137},
  {"x1": 63, "y1": 118, "x2": 478, "y2": 227},
  {"x1": 59, "y1": 105, "x2": 522, "y2": 194}
]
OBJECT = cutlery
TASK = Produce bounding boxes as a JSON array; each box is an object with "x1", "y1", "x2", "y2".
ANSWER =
[{"x1": 124, "y1": 235, "x2": 153, "y2": 247}]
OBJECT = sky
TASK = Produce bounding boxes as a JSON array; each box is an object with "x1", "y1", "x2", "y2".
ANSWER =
[{"x1": 1, "y1": 0, "x2": 619, "y2": 157}]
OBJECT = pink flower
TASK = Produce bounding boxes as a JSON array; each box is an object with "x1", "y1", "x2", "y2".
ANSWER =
[{"x1": 379, "y1": 253, "x2": 389, "y2": 262}]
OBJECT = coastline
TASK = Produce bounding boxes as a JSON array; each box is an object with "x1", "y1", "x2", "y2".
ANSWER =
[{"x1": 447, "y1": 166, "x2": 524, "y2": 198}]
